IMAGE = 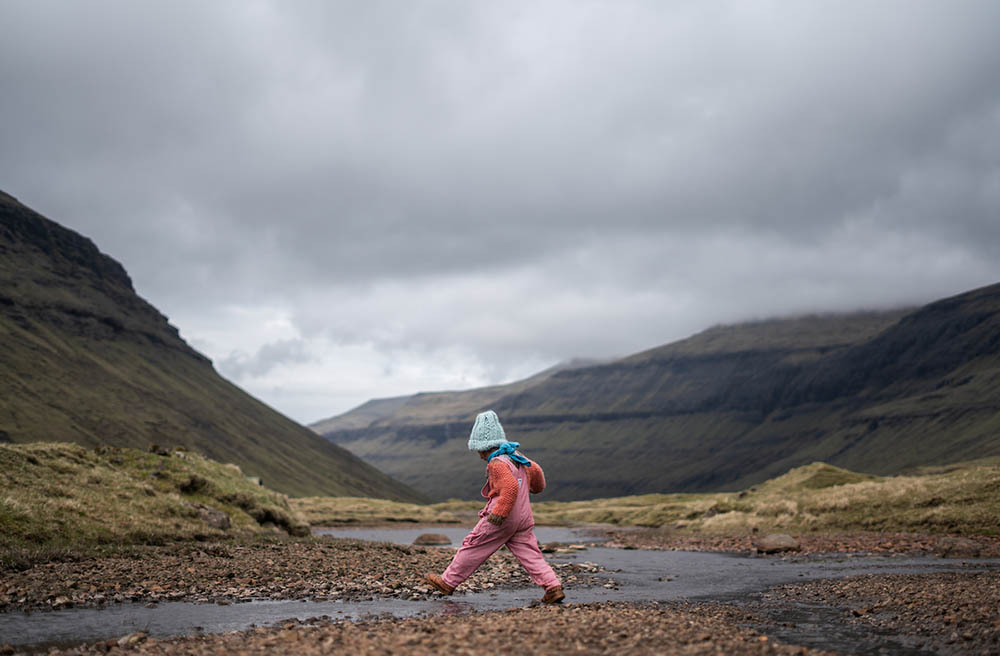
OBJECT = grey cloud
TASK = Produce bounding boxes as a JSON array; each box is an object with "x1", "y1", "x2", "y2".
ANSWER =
[
  {"x1": 218, "y1": 339, "x2": 311, "y2": 380},
  {"x1": 1, "y1": 1, "x2": 999, "y2": 419}
]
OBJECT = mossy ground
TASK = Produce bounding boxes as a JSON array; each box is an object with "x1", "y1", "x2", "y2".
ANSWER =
[
  {"x1": 0, "y1": 442, "x2": 309, "y2": 568},
  {"x1": 295, "y1": 460, "x2": 1000, "y2": 536}
]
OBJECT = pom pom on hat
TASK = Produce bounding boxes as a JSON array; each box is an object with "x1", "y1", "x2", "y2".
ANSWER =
[{"x1": 468, "y1": 410, "x2": 507, "y2": 452}]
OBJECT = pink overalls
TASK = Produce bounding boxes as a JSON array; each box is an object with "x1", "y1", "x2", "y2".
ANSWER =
[{"x1": 441, "y1": 454, "x2": 561, "y2": 590}]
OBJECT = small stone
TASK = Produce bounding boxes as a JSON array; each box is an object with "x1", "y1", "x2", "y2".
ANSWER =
[
  {"x1": 117, "y1": 631, "x2": 148, "y2": 648},
  {"x1": 186, "y1": 503, "x2": 231, "y2": 531},
  {"x1": 412, "y1": 533, "x2": 451, "y2": 546},
  {"x1": 752, "y1": 533, "x2": 801, "y2": 554},
  {"x1": 934, "y1": 537, "x2": 981, "y2": 558}
]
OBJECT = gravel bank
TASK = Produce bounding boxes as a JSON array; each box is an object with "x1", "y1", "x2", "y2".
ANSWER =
[
  {"x1": 0, "y1": 538, "x2": 604, "y2": 613},
  {"x1": 765, "y1": 570, "x2": 1000, "y2": 655},
  {"x1": 598, "y1": 530, "x2": 1000, "y2": 557},
  {"x1": 26, "y1": 602, "x2": 834, "y2": 656}
]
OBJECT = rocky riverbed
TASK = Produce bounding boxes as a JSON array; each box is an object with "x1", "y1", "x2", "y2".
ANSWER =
[
  {"x1": 4, "y1": 531, "x2": 1000, "y2": 654},
  {"x1": 20, "y1": 602, "x2": 835, "y2": 656},
  {"x1": 17, "y1": 570, "x2": 997, "y2": 656},
  {"x1": 764, "y1": 570, "x2": 1000, "y2": 655},
  {"x1": 0, "y1": 538, "x2": 605, "y2": 613}
]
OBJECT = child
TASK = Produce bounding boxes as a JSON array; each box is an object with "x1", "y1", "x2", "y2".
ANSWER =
[{"x1": 425, "y1": 410, "x2": 564, "y2": 603}]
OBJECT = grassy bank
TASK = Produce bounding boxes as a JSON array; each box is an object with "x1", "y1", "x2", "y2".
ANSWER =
[
  {"x1": 295, "y1": 460, "x2": 1000, "y2": 536},
  {"x1": 0, "y1": 442, "x2": 309, "y2": 566},
  {"x1": 531, "y1": 459, "x2": 1000, "y2": 535},
  {"x1": 6, "y1": 442, "x2": 995, "y2": 570},
  {"x1": 290, "y1": 496, "x2": 462, "y2": 526}
]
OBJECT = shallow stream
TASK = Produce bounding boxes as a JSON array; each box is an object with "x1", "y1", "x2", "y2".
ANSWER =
[{"x1": 2, "y1": 526, "x2": 998, "y2": 654}]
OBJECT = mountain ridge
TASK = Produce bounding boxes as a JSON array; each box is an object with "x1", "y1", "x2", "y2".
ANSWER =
[
  {"x1": 310, "y1": 357, "x2": 606, "y2": 434},
  {"x1": 315, "y1": 285, "x2": 1000, "y2": 501},
  {"x1": 0, "y1": 191, "x2": 423, "y2": 501}
]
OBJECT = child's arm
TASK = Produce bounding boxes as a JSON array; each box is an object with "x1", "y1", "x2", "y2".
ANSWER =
[
  {"x1": 486, "y1": 459, "x2": 519, "y2": 521},
  {"x1": 527, "y1": 460, "x2": 546, "y2": 494}
]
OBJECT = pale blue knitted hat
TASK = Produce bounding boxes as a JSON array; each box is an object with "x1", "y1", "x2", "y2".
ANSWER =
[{"x1": 468, "y1": 410, "x2": 507, "y2": 452}]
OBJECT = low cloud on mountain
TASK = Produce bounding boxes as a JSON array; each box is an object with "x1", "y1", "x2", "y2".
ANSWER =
[{"x1": 2, "y1": 1, "x2": 998, "y2": 421}]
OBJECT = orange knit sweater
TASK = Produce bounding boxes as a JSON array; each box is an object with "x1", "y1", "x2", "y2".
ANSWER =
[{"x1": 485, "y1": 457, "x2": 545, "y2": 518}]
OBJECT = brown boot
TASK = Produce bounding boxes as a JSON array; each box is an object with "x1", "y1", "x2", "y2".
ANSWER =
[
  {"x1": 424, "y1": 572, "x2": 454, "y2": 595},
  {"x1": 541, "y1": 585, "x2": 565, "y2": 603}
]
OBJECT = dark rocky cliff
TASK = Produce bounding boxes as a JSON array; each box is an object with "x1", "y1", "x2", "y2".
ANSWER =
[
  {"x1": 0, "y1": 191, "x2": 423, "y2": 501},
  {"x1": 0, "y1": 190, "x2": 204, "y2": 360}
]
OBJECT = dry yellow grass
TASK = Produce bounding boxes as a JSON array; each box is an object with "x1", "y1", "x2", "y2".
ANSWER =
[
  {"x1": 290, "y1": 496, "x2": 462, "y2": 525},
  {"x1": 293, "y1": 460, "x2": 1000, "y2": 536},
  {"x1": 531, "y1": 460, "x2": 1000, "y2": 535}
]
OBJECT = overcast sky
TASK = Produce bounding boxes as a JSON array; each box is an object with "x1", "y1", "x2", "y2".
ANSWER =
[{"x1": 2, "y1": 1, "x2": 998, "y2": 424}]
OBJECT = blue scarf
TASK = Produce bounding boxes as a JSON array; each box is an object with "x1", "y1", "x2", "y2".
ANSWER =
[{"x1": 488, "y1": 442, "x2": 532, "y2": 467}]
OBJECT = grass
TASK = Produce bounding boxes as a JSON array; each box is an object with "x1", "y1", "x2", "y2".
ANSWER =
[
  {"x1": 290, "y1": 497, "x2": 463, "y2": 526},
  {"x1": 0, "y1": 311, "x2": 423, "y2": 501},
  {"x1": 0, "y1": 441, "x2": 310, "y2": 567},
  {"x1": 293, "y1": 460, "x2": 1000, "y2": 536},
  {"x1": 530, "y1": 460, "x2": 1000, "y2": 535}
]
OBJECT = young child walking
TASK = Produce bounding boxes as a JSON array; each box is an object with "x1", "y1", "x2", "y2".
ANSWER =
[{"x1": 425, "y1": 410, "x2": 564, "y2": 603}]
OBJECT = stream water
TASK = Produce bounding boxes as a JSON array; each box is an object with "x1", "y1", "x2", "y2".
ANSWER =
[
  {"x1": 2, "y1": 527, "x2": 998, "y2": 653},
  {"x1": 312, "y1": 525, "x2": 595, "y2": 546}
]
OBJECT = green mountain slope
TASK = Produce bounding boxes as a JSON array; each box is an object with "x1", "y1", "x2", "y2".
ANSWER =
[
  {"x1": 316, "y1": 286, "x2": 1000, "y2": 502},
  {"x1": 0, "y1": 190, "x2": 423, "y2": 501}
]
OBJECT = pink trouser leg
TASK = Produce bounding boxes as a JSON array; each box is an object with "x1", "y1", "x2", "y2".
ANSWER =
[
  {"x1": 441, "y1": 518, "x2": 511, "y2": 589},
  {"x1": 506, "y1": 526, "x2": 560, "y2": 589},
  {"x1": 441, "y1": 519, "x2": 560, "y2": 590}
]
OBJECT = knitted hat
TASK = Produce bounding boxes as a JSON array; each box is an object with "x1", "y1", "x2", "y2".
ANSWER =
[{"x1": 468, "y1": 410, "x2": 507, "y2": 452}]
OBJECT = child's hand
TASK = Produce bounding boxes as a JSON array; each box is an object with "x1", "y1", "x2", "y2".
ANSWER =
[{"x1": 487, "y1": 513, "x2": 505, "y2": 526}]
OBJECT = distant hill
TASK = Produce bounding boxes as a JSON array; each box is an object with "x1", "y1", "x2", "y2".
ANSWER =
[
  {"x1": 310, "y1": 357, "x2": 605, "y2": 435},
  {"x1": 0, "y1": 190, "x2": 423, "y2": 501},
  {"x1": 315, "y1": 285, "x2": 1000, "y2": 501}
]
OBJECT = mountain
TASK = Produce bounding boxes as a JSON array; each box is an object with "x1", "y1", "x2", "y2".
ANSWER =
[
  {"x1": 0, "y1": 190, "x2": 423, "y2": 501},
  {"x1": 314, "y1": 285, "x2": 1000, "y2": 501},
  {"x1": 310, "y1": 357, "x2": 605, "y2": 435}
]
